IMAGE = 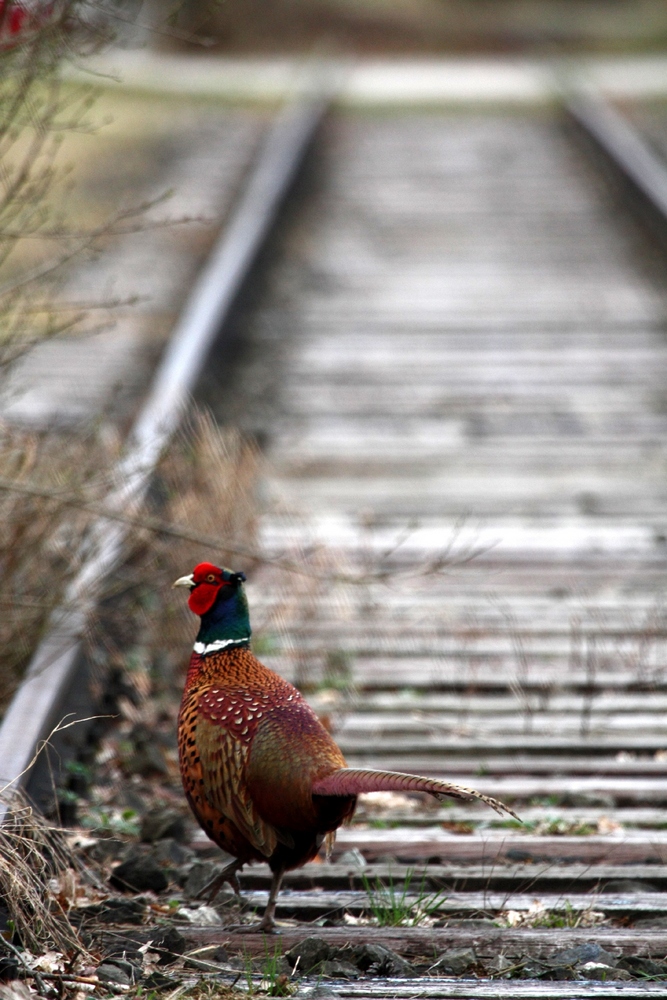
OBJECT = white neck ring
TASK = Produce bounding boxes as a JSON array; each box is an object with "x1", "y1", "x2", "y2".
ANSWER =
[{"x1": 194, "y1": 637, "x2": 250, "y2": 655}]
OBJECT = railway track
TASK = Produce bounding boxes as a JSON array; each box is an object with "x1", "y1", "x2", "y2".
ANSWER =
[{"x1": 2, "y1": 68, "x2": 667, "y2": 994}]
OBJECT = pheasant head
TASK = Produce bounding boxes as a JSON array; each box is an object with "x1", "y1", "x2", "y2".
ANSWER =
[{"x1": 173, "y1": 562, "x2": 250, "y2": 653}]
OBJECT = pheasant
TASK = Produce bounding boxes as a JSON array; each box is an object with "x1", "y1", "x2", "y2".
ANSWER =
[{"x1": 175, "y1": 561, "x2": 518, "y2": 932}]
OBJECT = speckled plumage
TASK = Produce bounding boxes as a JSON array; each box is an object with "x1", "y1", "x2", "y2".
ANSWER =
[{"x1": 177, "y1": 645, "x2": 354, "y2": 874}]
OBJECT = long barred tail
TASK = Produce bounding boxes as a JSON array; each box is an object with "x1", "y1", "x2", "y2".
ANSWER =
[{"x1": 312, "y1": 768, "x2": 520, "y2": 821}]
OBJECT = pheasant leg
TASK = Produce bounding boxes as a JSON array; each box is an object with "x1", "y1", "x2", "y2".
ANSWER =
[
  {"x1": 258, "y1": 865, "x2": 285, "y2": 933},
  {"x1": 197, "y1": 858, "x2": 243, "y2": 903},
  {"x1": 221, "y1": 865, "x2": 286, "y2": 934}
]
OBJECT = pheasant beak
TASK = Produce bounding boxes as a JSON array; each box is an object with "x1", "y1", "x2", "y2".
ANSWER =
[{"x1": 172, "y1": 573, "x2": 194, "y2": 589}]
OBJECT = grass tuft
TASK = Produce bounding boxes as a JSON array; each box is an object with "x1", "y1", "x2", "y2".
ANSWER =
[
  {"x1": 0, "y1": 789, "x2": 92, "y2": 959},
  {"x1": 361, "y1": 866, "x2": 448, "y2": 927}
]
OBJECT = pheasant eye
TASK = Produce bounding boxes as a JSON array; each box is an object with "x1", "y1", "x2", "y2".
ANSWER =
[{"x1": 206, "y1": 574, "x2": 216, "y2": 583}]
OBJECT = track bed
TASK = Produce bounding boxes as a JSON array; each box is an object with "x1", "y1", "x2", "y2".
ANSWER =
[{"x1": 206, "y1": 105, "x2": 667, "y2": 984}]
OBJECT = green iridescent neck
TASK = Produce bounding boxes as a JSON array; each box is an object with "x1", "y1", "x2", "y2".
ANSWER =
[{"x1": 196, "y1": 585, "x2": 251, "y2": 648}]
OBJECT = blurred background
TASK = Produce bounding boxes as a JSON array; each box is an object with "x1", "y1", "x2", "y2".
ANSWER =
[{"x1": 142, "y1": 0, "x2": 667, "y2": 55}]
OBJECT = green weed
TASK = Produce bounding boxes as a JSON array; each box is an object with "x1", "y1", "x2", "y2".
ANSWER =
[
  {"x1": 531, "y1": 902, "x2": 581, "y2": 928},
  {"x1": 244, "y1": 944, "x2": 293, "y2": 997},
  {"x1": 496, "y1": 818, "x2": 536, "y2": 831},
  {"x1": 261, "y1": 943, "x2": 293, "y2": 997},
  {"x1": 65, "y1": 761, "x2": 92, "y2": 781},
  {"x1": 180, "y1": 982, "x2": 244, "y2": 1000},
  {"x1": 361, "y1": 867, "x2": 448, "y2": 926},
  {"x1": 494, "y1": 816, "x2": 595, "y2": 836},
  {"x1": 507, "y1": 900, "x2": 601, "y2": 929},
  {"x1": 80, "y1": 806, "x2": 141, "y2": 837}
]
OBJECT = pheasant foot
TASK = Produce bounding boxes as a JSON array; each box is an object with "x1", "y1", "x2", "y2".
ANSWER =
[
  {"x1": 221, "y1": 866, "x2": 286, "y2": 933},
  {"x1": 222, "y1": 920, "x2": 281, "y2": 934}
]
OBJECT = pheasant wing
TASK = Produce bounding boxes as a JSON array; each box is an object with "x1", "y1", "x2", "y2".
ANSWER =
[{"x1": 196, "y1": 713, "x2": 278, "y2": 857}]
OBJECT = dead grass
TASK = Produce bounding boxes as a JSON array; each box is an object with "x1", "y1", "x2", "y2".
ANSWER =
[
  {"x1": 0, "y1": 424, "x2": 115, "y2": 711},
  {"x1": 0, "y1": 409, "x2": 260, "y2": 719},
  {"x1": 0, "y1": 789, "x2": 90, "y2": 959}
]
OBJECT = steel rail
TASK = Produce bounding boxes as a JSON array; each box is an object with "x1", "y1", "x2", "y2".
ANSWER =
[
  {"x1": 565, "y1": 87, "x2": 667, "y2": 239},
  {"x1": 0, "y1": 68, "x2": 333, "y2": 814}
]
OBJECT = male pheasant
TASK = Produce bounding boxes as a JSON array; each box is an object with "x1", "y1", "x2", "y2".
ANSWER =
[{"x1": 175, "y1": 561, "x2": 518, "y2": 932}]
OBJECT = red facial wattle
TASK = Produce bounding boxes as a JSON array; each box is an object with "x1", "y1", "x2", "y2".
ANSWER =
[{"x1": 188, "y1": 582, "x2": 224, "y2": 616}]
